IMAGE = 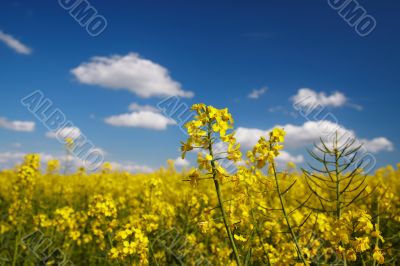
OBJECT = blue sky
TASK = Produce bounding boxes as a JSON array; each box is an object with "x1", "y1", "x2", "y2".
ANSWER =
[{"x1": 0, "y1": 0, "x2": 399, "y2": 171}]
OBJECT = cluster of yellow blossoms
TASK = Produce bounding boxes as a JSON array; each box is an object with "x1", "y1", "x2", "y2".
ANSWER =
[
  {"x1": 247, "y1": 128, "x2": 286, "y2": 170},
  {"x1": 0, "y1": 104, "x2": 399, "y2": 265},
  {"x1": 8, "y1": 154, "x2": 39, "y2": 226},
  {"x1": 181, "y1": 104, "x2": 242, "y2": 163},
  {"x1": 109, "y1": 224, "x2": 149, "y2": 263}
]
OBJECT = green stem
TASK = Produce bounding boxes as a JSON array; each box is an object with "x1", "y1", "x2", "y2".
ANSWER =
[
  {"x1": 271, "y1": 162, "x2": 306, "y2": 265},
  {"x1": 334, "y1": 133, "x2": 341, "y2": 220},
  {"x1": 334, "y1": 132, "x2": 346, "y2": 265},
  {"x1": 247, "y1": 185, "x2": 271, "y2": 265},
  {"x1": 207, "y1": 122, "x2": 241, "y2": 266},
  {"x1": 373, "y1": 199, "x2": 380, "y2": 266},
  {"x1": 12, "y1": 228, "x2": 21, "y2": 266}
]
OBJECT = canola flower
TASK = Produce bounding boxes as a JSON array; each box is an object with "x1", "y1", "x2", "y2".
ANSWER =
[
  {"x1": 245, "y1": 128, "x2": 308, "y2": 265},
  {"x1": 0, "y1": 104, "x2": 398, "y2": 265},
  {"x1": 181, "y1": 104, "x2": 243, "y2": 265}
]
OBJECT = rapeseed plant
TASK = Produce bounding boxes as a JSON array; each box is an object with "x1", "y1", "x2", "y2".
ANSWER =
[
  {"x1": 181, "y1": 104, "x2": 243, "y2": 265},
  {"x1": 0, "y1": 103, "x2": 398, "y2": 265}
]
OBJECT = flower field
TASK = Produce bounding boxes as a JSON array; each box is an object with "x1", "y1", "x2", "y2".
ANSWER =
[{"x1": 0, "y1": 104, "x2": 399, "y2": 266}]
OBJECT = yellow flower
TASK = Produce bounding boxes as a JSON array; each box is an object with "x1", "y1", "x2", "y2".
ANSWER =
[
  {"x1": 109, "y1": 247, "x2": 119, "y2": 259},
  {"x1": 180, "y1": 141, "x2": 193, "y2": 159},
  {"x1": 353, "y1": 237, "x2": 370, "y2": 252},
  {"x1": 371, "y1": 224, "x2": 385, "y2": 243},
  {"x1": 189, "y1": 170, "x2": 200, "y2": 188},
  {"x1": 346, "y1": 249, "x2": 357, "y2": 262},
  {"x1": 248, "y1": 128, "x2": 286, "y2": 169},
  {"x1": 373, "y1": 247, "x2": 384, "y2": 264},
  {"x1": 234, "y1": 234, "x2": 247, "y2": 242},
  {"x1": 65, "y1": 137, "x2": 74, "y2": 149}
]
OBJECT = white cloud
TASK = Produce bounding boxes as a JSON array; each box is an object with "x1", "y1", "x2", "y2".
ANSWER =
[
  {"x1": 0, "y1": 151, "x2": 81, "y2": 169},
  {"x1": 105, "y1": 110, "x2": 176, "y2": 130},
  {"x1": 236, "y1": 120, "x2": 393, "y2": 154},
  {"x1": 0, "y1": 151, "x2": 119, "y2": 172},
  {"x1": 235, "y1": 127, "x2": 267, "y2": 149},
  {"x1": 292, "y1": 88, "x2": 348, "y2": 109},
  {"x1": 361, "y1": 137, "x2": 394, "y2": 153},
  {"x1": 235, "y1": 151, "x2": 303, "y2": 168},
  {"x1": 46, "y1": 127, "x2": 81, "y2": 140},
  {"x1": 40, "y1": 153, "x2": 83, "y2": 167},
  {"x1": 128, "y1": 102, "x2": 160, "y2": 113},
  {"x1": 275, "y1": 151, "x2": 304, "y2": 164},
  {"x1": 280, "y1": 121, "x2": 354, "y2": 149},
  {"x1": 248, "y1": 87, "x2": 267, "y2": 99},
  {"x1": 0, "y1": 117, "x2": 35, "y2": 132},
  {"x1": 173, "y1": 157, "x2": 190, "y2": 167},
  {"x1": 71, "y1": 53, "x2": 194, "y2": 98},
  {"x1": 109, "y1": 161, "x2": 153, "y2": 173},
  {"x1": 237, "y1": 121, "x2": 353, "y2": 149},
  {"x1": 0, "y1": 31, "x2": 32, "y2": 55},
  {"x1": 0, "y1": 151, "x2": 25, "y2": 164}
]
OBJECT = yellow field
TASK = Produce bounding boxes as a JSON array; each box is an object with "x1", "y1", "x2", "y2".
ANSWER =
[{"x1": 1, "y1": 104, "x2": 399, "y2": 265}]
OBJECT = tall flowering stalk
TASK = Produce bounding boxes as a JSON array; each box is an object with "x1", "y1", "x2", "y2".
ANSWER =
[
  {"x1": 181, "y1": 104, "x2": 242, "y2": 265},
  {"x1": 247, "y1": 129, "x2": 307, "y2": 265},
  {"x1": 9, "y1": 154, "x2": 40, "y2": 266}
]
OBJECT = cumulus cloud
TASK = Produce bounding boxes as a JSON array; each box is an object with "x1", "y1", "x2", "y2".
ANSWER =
[
  {"x1": 109, "y1": 161, "x2": 153, "y2": 173},
  {"x1": 275, "y1": 151, "x2": 304, "y2": 164},
  {"x1": 236, "y1": 121, "x2": 393, "y2": 154},
  {"x1": 0, "y1": 151, "x2": 81, "y2": 169},
  {"x1": 292, "y1": 88, "x2": 348, "y2": 109},
  {"x1": 235, "y1": 127, "x2": 267, "y2": 149},
  {"x1": 361, "y1": 137, "x2": 394, "y2": 153},
  {"x1": 236, "y1": 121, "x2": 352, "y2": 149},
  {"x1": 0, "y1": 151, "x2": 131, "y2": 172},
  {"x1": 71, "y1": 53, "x2": 193, "y2": 98},
  {"x1": 173, "y1": 157, "x2": 190, "y2": 167},
  {"x1": 46, "y1": 127, "x2": 81, "y2": 140},
  {"x1": 279, "y1": 121, "x2": 354, "y2": 149},
  {"x1": 0, "y1": 30, "x2": 32, "y2": 55},
  {"x1": 0, "y1": 151, "x2": 26, "y2": 164},
  {"x1": 248, "y1": 87, "x2": 267, "y2": 99},
  {"x1": 128, "y1": 102, "x2": 160, "y2": 113},
  {"x1": 105, "y1": 110, "x2": 176, "y2": 130},
  {"x1": 0, "y1": 117, "x2": 35, "y2": 132}
]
